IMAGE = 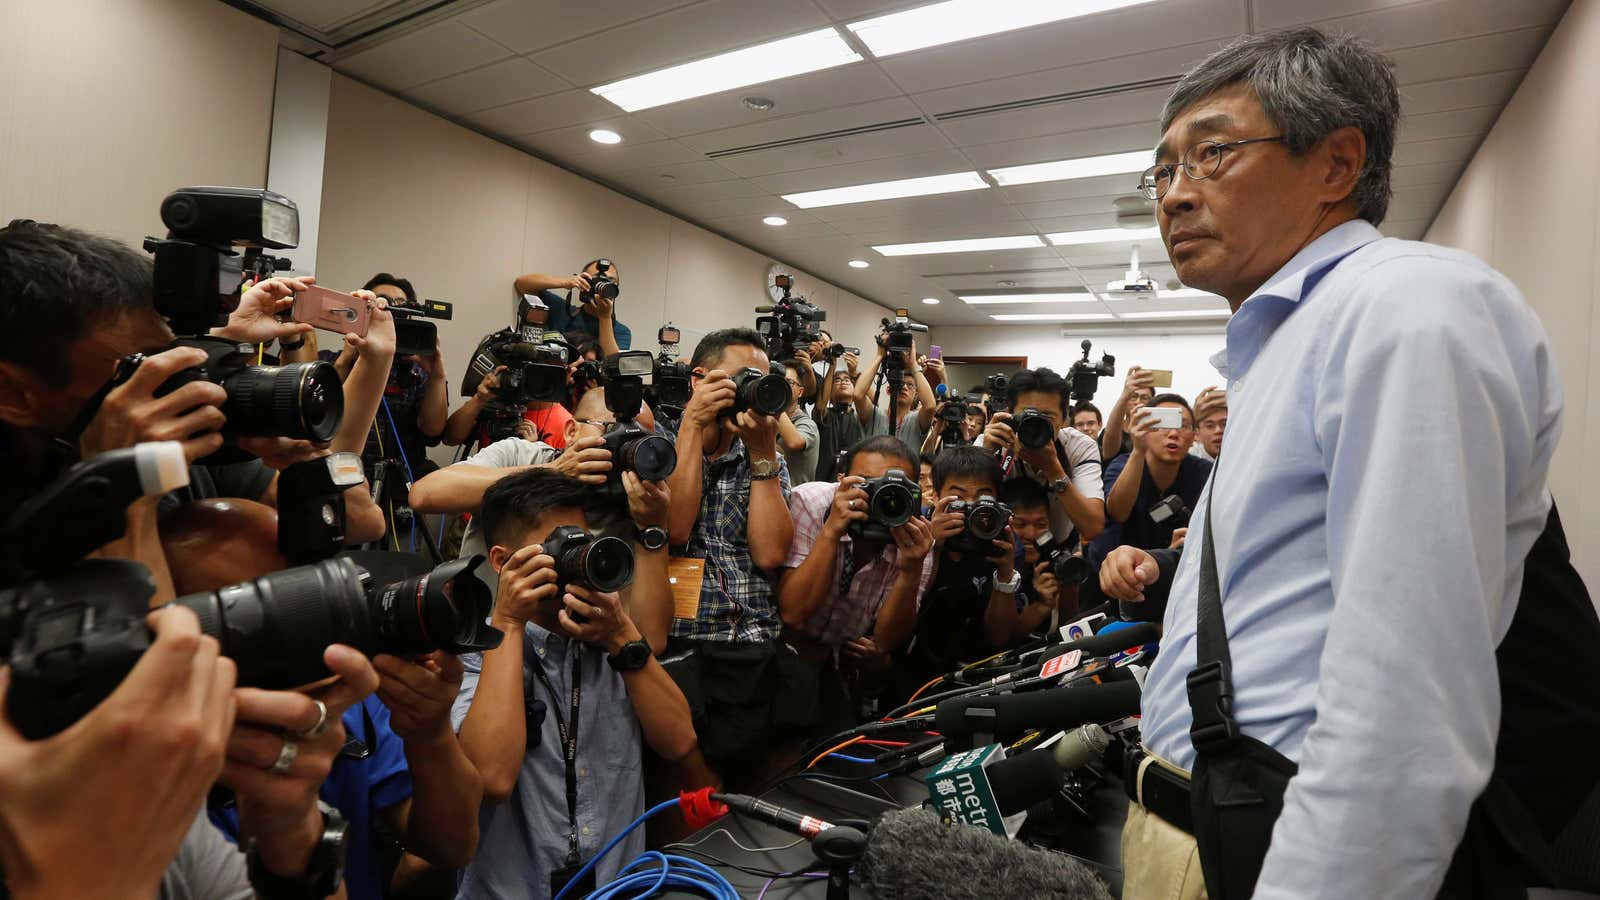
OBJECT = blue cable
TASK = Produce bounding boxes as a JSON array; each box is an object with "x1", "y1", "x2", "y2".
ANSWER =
[
  {"x1": 586, "y1": 851, "x2": 739, "y2": 900},
  {"x1": 379, "y1": 397, "x2": 419, "y2": 553},
  {"x1": 552, "y1": 798, "x2": 692, "y2": 900},
  {"x1": 826, "y1": 753, "x2": 879, "y2": 765}
]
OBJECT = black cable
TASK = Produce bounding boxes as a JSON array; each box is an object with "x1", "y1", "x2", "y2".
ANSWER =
[{"x1": 667, "y1": 845, "x2": 794, "y2": 879}]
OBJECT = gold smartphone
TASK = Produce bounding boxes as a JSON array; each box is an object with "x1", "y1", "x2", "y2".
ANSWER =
[{"x1": 1147, "y1": 369, "x2": 1174, "y2": 388}]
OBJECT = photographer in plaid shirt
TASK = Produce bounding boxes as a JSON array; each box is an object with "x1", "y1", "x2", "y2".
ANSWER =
[
  {"x1": 777, "y1": 435, "x2": 935, "y2": 733},
  {"x1": 661, "y1": 328, "x2": 803, "y2": 787}
]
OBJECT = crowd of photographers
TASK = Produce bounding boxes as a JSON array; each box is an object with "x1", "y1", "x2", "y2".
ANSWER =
[{"x1": 0, "y1": 190, "x2": 1237, "y2": 899}]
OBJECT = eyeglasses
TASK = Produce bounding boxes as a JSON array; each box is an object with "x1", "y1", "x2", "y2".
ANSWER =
[
  {"x1": 1139, "y1": 136, "x2": 1286, "y2": 200},
  {"x1": 573, "y1": 417, "x2": 612, "y2": 428}
]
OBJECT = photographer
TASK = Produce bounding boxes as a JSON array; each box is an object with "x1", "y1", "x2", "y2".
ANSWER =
[
  {"x1": 438, "y1": 360, "x2": 573, "y2": 451},
  {"x1": 453, "y1": 469, "x2": 695, "y2": 899},
  {"x1": 778, "y1": 435, "x2": 934, "y2": 729},
  {"x1": 513, "y1": 260, "x2": 631, "y2": 352},
  {"x1": 1098, "y1": 365, "x2": 1157, "y2": 461},
  {"x1": 661, "y1": 328, "x2": 799, "y2": 782},
  {"x1": 813, "y1": 351, "x2": 876, "y2": 483},
  {"x1": 852, "y1": 333, "x2": 938, "y2": 447},
  {"x1": 980, "y1": 367, "x2": 1107, "y2": 541},
  {"x1": 999, "y1": 476, "x2": 1073, "y2": 639},
  {"x1": 320, "y1": 275, "x2": 447, "y2": 474},
  {"x1": 1192, "y1": 385, "x2": 1227, "y2": 461},
  {"x1": 778, "y1": 359, "x2": 820, "y2": 483}
]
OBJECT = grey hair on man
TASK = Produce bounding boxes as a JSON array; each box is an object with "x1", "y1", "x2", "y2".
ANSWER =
[{"x1": 1160, "y1": 27, "x2": 1400, "y2": 224}]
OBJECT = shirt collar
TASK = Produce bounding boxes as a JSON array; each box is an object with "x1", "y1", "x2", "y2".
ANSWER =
[
  {"x1": 1222, "y1": 219, "x2": 1383, "y2": 384},
  {"x1": 707, "y1": 435, "x2": 747, "y2": 468}
]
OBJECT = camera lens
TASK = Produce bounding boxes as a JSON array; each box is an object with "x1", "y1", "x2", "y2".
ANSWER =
[
  {"x1": 1055, "y1": 553, "x2": 1090, "y2": 586},
  {"x1": 556, "y1": 535, "x2": 634, "y2": 592},
  {"x1": 736, "y1": 370, "x2": 790, "y2": 417},
  {"x1": 369, "y1": 556, "x2": 502, "y2": 656},
  {"x1": 223, "y1": 359, "x2": 344, "y2": 443},
  {"x1": 619, "y1": 432, "x2": 677, "y2": 481},
  {"x1": 1017, "y1": 413, "x2": 1055, "y2": 450},
  {"x1": 968, "y1": 504, "x2": 1007, "y2": 541},
  {"x1": 870, "y1": 483, "x2": 916, "y2": 528}
]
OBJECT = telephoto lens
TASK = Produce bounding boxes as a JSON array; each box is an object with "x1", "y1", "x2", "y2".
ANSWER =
[
  {"x1": 1013, "y1": 407, "x2": 1057, "y2": 450},
  {"x1": 158, "y1": 337, "x2": 344, "y2": 445},
  {"x1": 542, "y1": 525, "x2": 635, "y2": 593},
  {"x1": 175, "y1": 555, "x2": 501, "y2": 689},
  {"x1": 849, "y1": 469, "x2": 922, "y2": 544},
  {"x1": 728, "y1": 366, "x2": 790, "y2": 418}
]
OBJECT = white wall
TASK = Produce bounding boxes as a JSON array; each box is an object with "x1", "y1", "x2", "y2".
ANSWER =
[
  {"x1": 929, "y1": 325, "x2": 1227, "y2": 409},
  {"x1": 0, "y1": 0, "x2": 278, "y2": 244},
  {"x1": 1423, "y1": 0, "x2": 1599, "y2": 585}
]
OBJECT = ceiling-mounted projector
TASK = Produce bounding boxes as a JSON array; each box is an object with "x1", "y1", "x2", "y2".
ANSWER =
[{"x1": 1105, "y1": 244, "x2": 1157, "y2": 296}]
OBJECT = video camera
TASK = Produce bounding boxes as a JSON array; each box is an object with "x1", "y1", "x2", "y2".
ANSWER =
[
  {"x1": 1067, "y1": 339, "x2": 1115, "y2": 401},
  {"x1": 982, "y1": 374, "x2": 1010, "y2": 417},
  {"x1": 945, "y1": 496, "x2": 1012, "y2": 556},
  {"x1": 389, "y1": 297, "x2": 454, "y2": 358},
  {"x1": 848, "y1": 468, "x2": 922, "y2": 544},
  {"x1": 877, "y1": 308, "x2": 929, "y2": 369},
  {"x1": 0, "y1": 443, "x2": 502, "y2": 739},
  {"x1": 755, "y1": 273, "x2": 826, "y2": 362},
  {"x1": 649, "y1": 324, "x2": 692, "y2": 416},
  {"x1": 128, "y1": 187, "x2": 344, "y2": 465}
]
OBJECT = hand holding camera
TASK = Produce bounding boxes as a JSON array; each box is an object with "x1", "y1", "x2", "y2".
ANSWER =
[
  {"x1": 341, "y1": 291, "x2": 392, "y2": 361},
  {"x1": 473, "y1": 365, "x2": 508, "y2": 404},
  {"x1": 373, "y1": 651, "x2": 464, "y2": 745},
  {"x1": 215, "y1": 275, "x2": 316, "y2": 346},
  {"x1": 732, "y1": 409, "x2": 780, "y2": 459},
  {"x1": 981, "y1": 412, "x2": 1016, "y2": 455},
  {"x1": 889, "y1": 515, "x2": 935, "y2": 573},
  {"x1": 494, "y1": 543, "x2": 560, "y2": 627},
  {"x1": 1120, "y1": 366, "x2": 1156, "y2": 405},
  {"x1": 552, "y1": 433, "x2": 612, "y2": 485},
  {"x1": 556, "y1": 584, "x2": 641, "y2": 655},
  {"x1": 824, "y1": 476, "x2": 871, "y2": 539},
  {"x1": 78, "y1": 345, "x2": 228, "y2": 463},
  {"x1": 683, "y1": 369, "x2": 735, "y2": 430},
  {"x1": 622, "y1": 470, "x2": 670, "y2": 529},
  {"x1": 1032, "y1": 559, "x2": 1061, "y2": 608},
  {"x1": 0, "y1": 606, "x2": 235, "y2": 900}
]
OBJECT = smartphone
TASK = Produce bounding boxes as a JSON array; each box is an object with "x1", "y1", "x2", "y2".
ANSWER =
[
  {"x1": 291, "y1": 285, "x2": 370, "y2": 337},
  {"x1": 1139, "y1": 406, "x2": 1183, "y2": 430},
  {"x1": 929, "y1": 344, "x2": 943, "y2": 361},
  {"x1": 1147, "y1": 368, "x2": 1173, "y2": 388}
]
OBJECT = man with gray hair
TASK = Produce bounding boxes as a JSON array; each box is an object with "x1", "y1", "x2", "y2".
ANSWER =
[{"x1": 1099, "y1": 26, "x2": 1600, "y2": 900}]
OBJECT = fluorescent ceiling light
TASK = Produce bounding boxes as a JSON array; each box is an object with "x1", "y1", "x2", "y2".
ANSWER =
[
  {"x1": 989, "y1": 313, "x2": 1116, "y2": 322},
  {"x1": 959, "y1": 293, "x2": 1097, "y2": 305},
  {"x1": 848, "y1": 0, "x2": 1159, "y2": 58},
  {"x1": 1046, "y1": 226, "x2": 1161, "y2": 246},
  {"x1": 592, "y1": 28, "x2": 862, "y2": 112},
  {"x1": 782, "y1": 172, "x2": 988, "y2": 209},
  {"x1": 921, "y1": 297, "x2": 941, "y2": 305},
  {"x1": 1159, "y1": 287, "x2": 1226, "y2": 301},
  {"x1": 588, "y1": 129, "x2": 622, "y2": 144},
  {"x1": 987, "y1": 149, "x2": 1151, "y2": 187},
  {"x1": 873, "y1": 235, "x2": 1043, "y2": 256},
  {"x1": 848, "y1": 259, "x2": 871, "y2": 268},
  {"x1": 1119, "y1": 309, "x2": 1233, "y2": 320},
  {"x1": 762, "y1": 216, "x2": 788, "y2": 226}
]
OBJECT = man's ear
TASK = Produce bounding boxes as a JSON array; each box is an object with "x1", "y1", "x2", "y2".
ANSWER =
[
  {"x1": 563, "y1": 419, "x2": 578, "y2": 446},
  {"x1": 1317, "y1": 124, "x2": 1366, "y2": 206},
  {"x1": 488, "y1": 544, "x2": 510, "y2": 575},
  {"x1": 0, "y1": 362, "x2": 50, "y2": 429}
]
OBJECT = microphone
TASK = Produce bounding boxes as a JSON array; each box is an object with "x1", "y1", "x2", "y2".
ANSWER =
[
  {"x1": 1052, "y1": 723, "x2": 1112, "y2": 771},
  {"x1": 934, "y1": 679, "x2": 1141, "y2": 747},
  {"x1": 857, "y1": 807, "x2": 1112, "y2": 900}
]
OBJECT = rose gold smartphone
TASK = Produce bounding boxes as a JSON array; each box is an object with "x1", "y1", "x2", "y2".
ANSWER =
[{"x1": 291, "y1": 285, "x2": 370, "y2": 337}]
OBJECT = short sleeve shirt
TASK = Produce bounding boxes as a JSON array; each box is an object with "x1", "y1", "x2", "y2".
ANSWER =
[{"x1": 455, "y1": 438, "x2": 563, "y2": 594}]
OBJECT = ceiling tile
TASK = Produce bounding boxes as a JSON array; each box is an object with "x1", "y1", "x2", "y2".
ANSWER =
[
  {"x1": 466, "y1": 89, "x2": 620, "y2": 135},
  {"x1": 810, "y1": 0, "x2": 913, "y2": 17},
  {"x1": 911, "y1": 40, "x2": 1212, "y2": 115},
  {"x1": 1390, "y1": 27, "x2": 1552, "y2": 84},
  {"x1": 637, "y1": 66, "x2": 906, "y2": 139},
  {"x1": 1391, "y1": 134, "x2": 1481, "y2": 168},
  {"x1": 637, "y1": 179, "x2": 775, "y2": 204},
  {"x1": 961, "y1": 122, "x2": 1160, "y2": 170},
  {"x1": 1056, "y1": 236, "x2": 1169, "y2": 268},
  {"x1": 405, "y1": 57, "x2": 568, "y2": 114},
  {"x1": 936, "y1": 85, "x2": 1170, "y2": 148},
  {"x1": 1398, "y1": 70, "x2": 1523, "y2": 116},
  {"x1": 1390, "y1": 159, "x2": 1467, "y2": 188},
  {"x1": 1381, "y1": 218, "x2": 1431, "y2": 240},
  {"x1": 529, "y1": 0, "x2": 830, "y2": 87},
  {"x1": 656, "y1": 194, "x2": 798, "y2": 219},
  {"x1": 1013, "y1": 194, "x2": 1145, "y2": 223},
  {"x1": 750, "y1": 149, "x2": 977, "y2": 194},
  {"x1": 809, "y1": 190, "x2": 1022, "y2": 226},
  {"x1": 605, "y1": 159, "x2": 744, "y2": 187},
  {"x1": 1297, "y1": 0, "x2": 1568, "y2": 52},
  {"x1": 250, "y1": 0, "x2": 395, "y2": 32},
  {"x1": 702, "y1": 216, "x2": 844, "y2": 238},
  {"x1": 998, "y1": 172, "x2": 1148, "y2": 205},
  {"x1": 874, "y1": 0, "x2": 1245, "y2": 95},
  {"x1": 674, "y1": 95, "x2": 921, "y2": 154},
  {"x1": 458, "y1": 0, "x2": 698, "y2": 54},
  {"x1": 909, "y1": 248, "x2": 1074, "y2": 277},
  {"x1": 1399, "y1": 104, "x2": 1503, "y2": 144},
  {"x1": 515, "y1": 130, "x2": 702, "y2": 172},
  {"x1": 714, "y1": 123, "x2": 953, "y2": 178},
  {"x1": 335, "y1": 21, "x2": 511, "y2": 91}
]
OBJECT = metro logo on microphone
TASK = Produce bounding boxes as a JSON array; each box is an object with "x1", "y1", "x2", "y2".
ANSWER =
[{"x1": 925, "y1": 743, "x2": 1007, "y2": 836}]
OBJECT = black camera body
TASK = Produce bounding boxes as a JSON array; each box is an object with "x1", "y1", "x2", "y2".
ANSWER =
[
  {"x1": 1035, "y1": 529, "x2": 1089, "y2": 586},
  {"x1": 1013, "y1": 407, "x2": 1058, "y2": 450},
  {"x1": 1067, "y1": 339, "x2": 1115, "y2": 401},
  {"x1": 755, "y1": 275, "x2": 827, "y2": 362},
  {"x1": 542, "y1": 525, "x2": 635, "y2": 593},
  {"x1": 878, "y1": 309, "x2": 929, "y2": 377},
  {"x1": 585, "y1": 259, "x2": 620, "y2": 302},
  {"x1": 463, "y1": 328, "x2": 571, "y2": 407},
  {"x1": 276, "y1": 452, "x2": 365, "y2": 565},
  {"x1": 1149, "y1": 494, "x2": 1191, "y2": 528},
  {"x1": 143, "y1": 186, "x2": 298, "y2": 336},
  {"x1": 982, "y1": 374, "x2": 1010, "y2": 417},
  {"x1": 390, "y1": 298, "x2": 454, "y2": 358},
  {"x1": 597, "y1": 351, "x2": 678, "y2": 497},
  {"x1": 945, "y1": 496, "x2": 1012, "y2": 556},
  {"x1": 823, "y1": 343, "x2": 859, "y2": 362},
  {"x1": 848, "y1": 468, "x2": 922, "y2": 544},
  {"x1": 727, "y1": 366, "x2": 790, "y2": 419}
]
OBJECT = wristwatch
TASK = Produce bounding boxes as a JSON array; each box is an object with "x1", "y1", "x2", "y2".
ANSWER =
[
  {"x1": 608, "y1": 639, "x2": 653, "y2": 672},
  {"x1": 279, "y1": 335, "x2": 306, "y2": 351},
  {"x1": 992, "y1": 570, "x2": 1022, "y2": 595},
  {"x1": 749, "y1": 456, "x2": 782, "y2": 481},
  {"x1": 638, "y1": 525, "x2": 668, "y2": 551},
  {"x1": 1048, "y1": 475, "x2": 1073, "y2": 494},
  {"x1": 247, "y1": 801, "x2": 347, "y2": 900}
]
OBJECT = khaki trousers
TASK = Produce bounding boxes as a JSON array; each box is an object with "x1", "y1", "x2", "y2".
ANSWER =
[{"x1": 1120, "y1": 751, "x2": 1209, "y2": 900}]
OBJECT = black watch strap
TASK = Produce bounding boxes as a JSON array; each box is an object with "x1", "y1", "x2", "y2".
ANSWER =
[
  {"x1": 608, "y1": 639, "x2": 653, "y2": 672},
  {"x1": 246, "y1": 801, "x2": 348, "y2": 900}
]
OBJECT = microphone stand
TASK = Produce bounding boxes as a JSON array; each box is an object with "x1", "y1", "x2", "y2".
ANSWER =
[{"x1": 812, "y1": 823, "x2": 869, "y2": 900}]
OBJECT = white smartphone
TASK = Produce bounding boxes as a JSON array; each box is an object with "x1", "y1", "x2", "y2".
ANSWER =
[{"x1": 1139, "y1": 406, "x2": 1184, "y2": 430}]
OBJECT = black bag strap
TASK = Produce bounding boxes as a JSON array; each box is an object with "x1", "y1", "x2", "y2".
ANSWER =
[{"x1": 1187, "y1": 465, "x2": 1241, "y2": 753}]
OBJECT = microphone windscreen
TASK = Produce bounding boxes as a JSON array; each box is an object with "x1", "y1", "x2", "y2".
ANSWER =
[
  {"x1": 858, "y1": 807, "x2": 1111, "y2": 900},
  {"x1": 1052, "y1": 621, "x2": 1159, "y2": 658},
  {"x1": 984, "y1": 748, "x2": 1064, "y2": 816},
  {"x1": 935, "y1": 679, "x2": 1141, "y2": 737}
]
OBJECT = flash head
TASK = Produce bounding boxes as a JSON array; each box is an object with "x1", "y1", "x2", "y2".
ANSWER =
[
  {"x1": 602, "y1": 350, "x2": 655, "y2": 379},
  {"x1": 158, "y1": 186, "x2": 298, "y2": 249}
]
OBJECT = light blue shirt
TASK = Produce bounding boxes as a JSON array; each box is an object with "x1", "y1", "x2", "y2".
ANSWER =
[
  {"x1": 1139, "y1": 220, "x2": 1562, "y2": 899},
  {"x1": 451, "y1": 624, "x2": 645, "y2": 899}
]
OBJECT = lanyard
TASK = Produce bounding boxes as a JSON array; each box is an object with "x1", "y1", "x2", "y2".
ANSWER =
[{"x1": 531, "y1": 645, "x2": 584, "y2": 863}]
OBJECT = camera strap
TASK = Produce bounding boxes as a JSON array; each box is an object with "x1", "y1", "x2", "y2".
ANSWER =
[{"x1": 531, "y1": 646, "x2": 584, "y2": 864}]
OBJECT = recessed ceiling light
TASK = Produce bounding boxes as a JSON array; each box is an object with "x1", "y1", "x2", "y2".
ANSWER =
[
  {"x1": 848, "y1": 0, "x2": 1160, "y2": 58},
  {"x1": 1046, "y1": 225, "x2": 1161, "y2": 246},
  {"x1": 959, "y1": 293, "x2": 1097, "y2": 305},
  {"x1": 588, "y1": 128, "x2": 623, "y2": 144},
  {"x1": 782, "y1": 172, "x2": 988, "y2": 209},
  {"x1": 742, "y1": 96, "x2": 776, "y2": 111},
  {"x1": 987, "y1": 149, "x2": 1151, "y2": 187},
  {"x1": 1118, "y1": 309, "x2": 1232, "y2": 320},
  {"x1": 872, "y1": 235, "x2": 1044, "y2": 256},
  {"x1": 592, "y1": 28, "x2": 861, "y2": 112},
  {"x1": 921, "y1": 297, "x2": 941, "y2": 305},
  {"x1": 989, "y1": 313, "x2": 1117, "y2": 322},
  {"x1": 762, "y1": 216, "x2": 788, "y2": 226},
  {"x1": 848, "y1": 259, "x2": 871, "y2": 268}
]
